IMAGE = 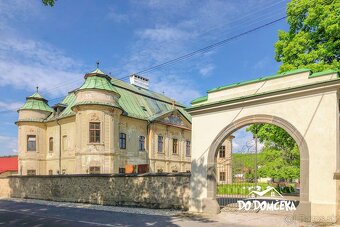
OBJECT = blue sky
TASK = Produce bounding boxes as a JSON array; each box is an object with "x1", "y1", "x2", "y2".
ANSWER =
[{"x1": 0, "y1": 0, "x2": 289, "y2": 155}]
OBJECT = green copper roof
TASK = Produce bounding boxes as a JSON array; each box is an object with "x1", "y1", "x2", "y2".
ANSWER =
[
  {"x1": 29, "y1": 92, "x2": 44, "y2": 99},
  {"x1": 207, "y1": 68, "x2": 311, "y2": 93},
  {"x1": 309, "y1": 69, "x2": 339, "y2": 78},
  {"x1": 191, "y1": 96, "x2": 208, "y2": 105},
  {"x1": 90, "y1": 68, "x2": 105, "y2": 75},
  {"x1": 73, "y1": 101, "x2": 122, "y2": 109},
  {"x1": 46, "y1": 77, "x2": 191, "y2": 124},
  {"x1": 79, "y1": 71, "x2": 118, "y2": 93},
  {"x1": 19, "y1": 92, "x2": 53, "y2": 112},
  {"x1": 111, "y1": 78, "x2": 191, "y2": 122}
]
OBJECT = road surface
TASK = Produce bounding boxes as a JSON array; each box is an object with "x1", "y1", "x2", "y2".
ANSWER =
[{"x1": 0, "y1": 199, "x2": 313, "y2": 226}]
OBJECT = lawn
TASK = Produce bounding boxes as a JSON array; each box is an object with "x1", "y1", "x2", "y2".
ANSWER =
[{"x1": 217, "y1": 183, "x2": 296, "y2": 195}]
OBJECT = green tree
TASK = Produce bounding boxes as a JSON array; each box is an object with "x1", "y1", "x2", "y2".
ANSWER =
[
  {"x1": 257, "y1": 148, "x2": 300, "y2": 180},
  {"x1": 42, "y1": 0, "x2": 55, "y2": 7},
  {"x1": 247, "y1": 124, "x2": 300, "y2": 180},
  {"x1": 275, "y1": 0, "x2": 340, "y2": 73}
]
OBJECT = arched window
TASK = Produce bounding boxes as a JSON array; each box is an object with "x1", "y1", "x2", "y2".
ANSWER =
[{"x1": 49, "y1": 137, "x2": 53, "y2": 152}]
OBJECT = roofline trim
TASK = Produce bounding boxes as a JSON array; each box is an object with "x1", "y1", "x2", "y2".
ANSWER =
[
  {"x1": 207, "y1": 68, "x2": 311, "y2": 94},
  {"x1": 187, "y1": 78, "x2": 340, "y2": 112}
]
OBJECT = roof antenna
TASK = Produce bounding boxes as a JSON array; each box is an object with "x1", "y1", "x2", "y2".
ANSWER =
[
  {"x1": 36, "y1": 86, "x2": 39, "y2": 93},
  {"x1": 96, "y1": 60, "x2": 100, "y2": 69}
]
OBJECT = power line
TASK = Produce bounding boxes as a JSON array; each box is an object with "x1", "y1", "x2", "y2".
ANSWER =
[
  {"x1": 33, "y1": 1, "x2": 288, "y2": 98},
  {"x1": 117, "y1": 16, "x2": 287, "y2": 80},
  {"x1": 0, "y1": 16, "x2": 287, "y2": 115}
]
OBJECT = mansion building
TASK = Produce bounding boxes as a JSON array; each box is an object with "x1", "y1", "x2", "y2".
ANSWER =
[{"x1": 17, "y1": 68, "x2": 192, "y2": 175}]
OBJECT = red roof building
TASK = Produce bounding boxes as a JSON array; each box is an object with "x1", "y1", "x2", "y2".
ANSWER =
[{"x1": 0, "y1": 156, "x2": 18, "y2": 176}]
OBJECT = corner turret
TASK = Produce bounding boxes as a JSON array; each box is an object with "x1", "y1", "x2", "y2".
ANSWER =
[{"x1": 17, "y1": 90, "x2": 53, "y2": 122}]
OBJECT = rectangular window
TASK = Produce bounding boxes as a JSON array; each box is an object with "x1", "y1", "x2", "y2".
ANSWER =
[
  {"x1": 49, "y1": 137, "x2": 53, "y2": 153},
  {"x1": 158, "y1": 135, "x2": 163, "y2": 153},
  {"x1": 27, "y1": 135, "x2": 36, "y2": 151},
  {"x1": 157, "y1": 169, "x2": 163, "y2": 173},
  {"x1": 173, "y1": 139, "x2": 178, "y2": 154},
  {"x1": 89, "y1": 166, "x2": 100, "y2": 174},
  {"x1": 219, "y1": 146, "x2": 226, "y2": 158},
  {"x1": 186, "y1": 140, "x2": 191, "y2": 157},
  {"x1": 119, "y1": 168, "x2": 125, "y2": 174},
  {"x1": 27, "y1": 170, "x2": 36, "y2": 176},
  {"x1": 220, "y1": 172, "x2": 226, "y2": 181},
  {"x1": 48, "y1": 170, "x2": 53, "y2": 175},
  {"x1": 89, "y1": 122, "x2": 101, "y2": 143},
  {"x1": 119, "y1": 133, "x2": 126, "y2": 149},
  {"x1": 139, "y1": 136, "x2": 145, "y2": 151}
]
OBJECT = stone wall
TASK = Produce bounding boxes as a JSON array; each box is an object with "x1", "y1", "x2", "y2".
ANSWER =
[
  {"x1": 0, "y1": 178, "x2": 10, "y2": 198},
  {"x1": 0, "y1": 173, "x2": 190, "y2": 210}
]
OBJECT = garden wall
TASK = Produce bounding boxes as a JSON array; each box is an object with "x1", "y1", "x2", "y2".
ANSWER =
[{"x1": 0, "y1": 173, "x2": 190, "y2": 210}]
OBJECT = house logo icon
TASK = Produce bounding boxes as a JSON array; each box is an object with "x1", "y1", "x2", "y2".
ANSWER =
[{"x1": 248, "y1": 186, "x2": 283, "y2": 198}]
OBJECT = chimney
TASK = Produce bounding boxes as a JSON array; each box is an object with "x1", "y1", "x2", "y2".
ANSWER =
[{"x1": 129, "y1": 74, "x2": 149, "y2": 90}]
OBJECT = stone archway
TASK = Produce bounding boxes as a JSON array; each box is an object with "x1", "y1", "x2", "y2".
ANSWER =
[
  {"x1": 205, "y1": 114, "x2": 310, "y2": 215},
  {"x1": 188, "y1": 70, "x2": 340, "y2": 222}
]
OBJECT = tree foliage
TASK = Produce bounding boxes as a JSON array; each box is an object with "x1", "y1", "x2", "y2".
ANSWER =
[
  {"x1": 257, "y1": 148, "x2": 300, "y2": 180},
  {"x1": 245, "y1": 124, "x2": 300, "y2": 180},
  {"x1": 42, "y1": 0, "x2": 55, "y2": 7},
  {"x1": 275, "y1": 0, "x2": 340, "y2": 72}
]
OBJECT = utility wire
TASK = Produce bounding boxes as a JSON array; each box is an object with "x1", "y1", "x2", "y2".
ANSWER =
[
  {"x1": 35, "y1": 1, "x2": 289, "y2": 98},
  {"x1": 118, "y1": 16, "x2": 287, "y2": 80},
  {"x1": 0, "y1": 16, "x2": 287, "y2": 114}
]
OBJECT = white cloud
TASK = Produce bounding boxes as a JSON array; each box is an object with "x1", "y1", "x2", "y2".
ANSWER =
[
  {"x1": 115, "y1": 0, "x2": 246, "y2": 104},
  {"x1": 107, "y1": 8, "x2": 129, "y2": 23},
  {"x1": 0, "y1": 101, "x2": 23, "y2": 111},
  {"x1": 0, "y1": 135, "x2": 18, "y2": 155},
  {"x1": 199, "y1": 64, "x2": 215, "y2": 77},
  {"x1": 0, "y1": 1, "x2": 84, "y2": 98},
  {"x1": 232, "y1": 126, "x2": 264, "y2": 153},
  {"x1": 150, "y1": 73, "x2": 201, "y2": 105},
  {"x1": 0, "y1": 58, "x2": 82, "y2": 97},
  {"x1": 138, "y1": 27, "x2": 193, "y2": 42}
]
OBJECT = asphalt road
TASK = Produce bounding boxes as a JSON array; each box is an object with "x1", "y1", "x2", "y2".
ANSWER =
[
  {"x1": 0, "y1": 199, "x2": 313, "y2": 226},
  {"x1": 0, "y1": 200, "x2": 218, "y2": 227}
]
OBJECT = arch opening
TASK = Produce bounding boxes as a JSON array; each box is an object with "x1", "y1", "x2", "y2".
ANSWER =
[{"x1": 206, "y1": 114, "x2": 310, "y2": 214}]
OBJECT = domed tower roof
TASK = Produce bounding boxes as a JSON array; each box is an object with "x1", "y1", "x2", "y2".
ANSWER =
[
  {"x1": 79, "y1": 68, "x2": 118, "y2": 93},
  {"x1": 18, "y1": 90, "x2": 53, "y2": 113}
]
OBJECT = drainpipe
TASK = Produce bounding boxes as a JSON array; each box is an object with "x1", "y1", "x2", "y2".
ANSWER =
[
  {"x1": 146, "y1": 121, "x2": 152, "y2": 171},
  {"x1": 57, "y1": 119, "x2": 61, "y2": 174}
]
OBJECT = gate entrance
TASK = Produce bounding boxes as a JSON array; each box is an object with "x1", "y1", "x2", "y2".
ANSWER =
[
  {"x1": 187, "y1": 69, "x2": 339, "y2": 220},
  {"x1": 215, "y1": 125, "x2": 300, "y2": 213}
]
